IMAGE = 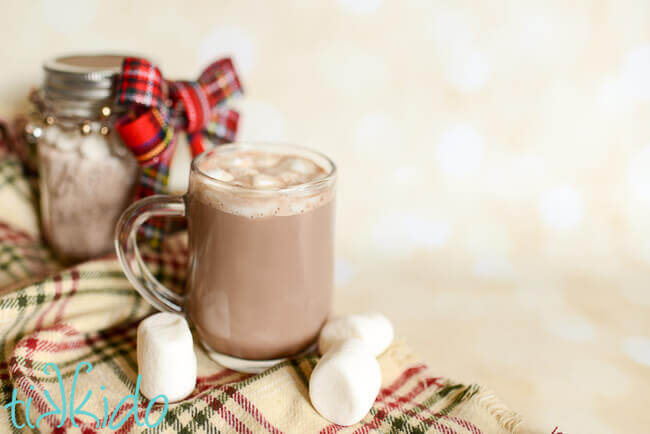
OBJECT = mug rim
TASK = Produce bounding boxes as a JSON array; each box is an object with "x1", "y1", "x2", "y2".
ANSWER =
[{"x1": 190, "y1": 142, "x2": 337, "y2": 195}]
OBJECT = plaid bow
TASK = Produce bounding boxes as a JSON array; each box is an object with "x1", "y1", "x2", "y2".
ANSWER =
[{"x1": 114, "y1": 57, "x2": 242, "y2": 247}]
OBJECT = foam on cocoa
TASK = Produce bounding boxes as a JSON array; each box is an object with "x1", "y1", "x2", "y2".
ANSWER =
[{"x1": 190, "y1": 148, "x2": 335, "y2": 218}]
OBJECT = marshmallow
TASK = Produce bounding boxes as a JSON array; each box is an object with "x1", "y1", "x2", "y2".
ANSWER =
[
  {"x1": 284, "y1": 157, "x2": 317, "y2": 175},
  {"x1": 252, "y1": 174, "x2": 280, "y2": 188},
  {"x1": 309, "y1": 339, "x2": 381, "y2": 426},
  {"x1": 318, "y1": 313, "x2": 394, "y2": 357},
  {"x1": 223, "y1": 155, "x2": 252, "y2": 167},
  {"x1": 256, "y1": 154, "x2": 281, "y2": 167},
  {"x1": 205, "y1": 168, "x2": 235, "y2": 183},
  {"x1": 53, "y1": 129, "x2": 79, "y2": 151},
  {"x1": 279, "y1": 171, "x2": 302, "y2": 185},
  {"x1": 79, "y1": 134, "x2": 110, "y2": 160},
  {"x1": 137, "y1": 312, "x2": 197, "y2": 403},
  {"x1": 43, "y1": 125, "x2": 62, "y2": 146}
]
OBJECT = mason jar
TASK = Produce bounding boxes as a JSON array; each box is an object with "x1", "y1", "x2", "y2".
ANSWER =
[{"x1": 29, "y1": 54, "x2": 139, "y2": 263}]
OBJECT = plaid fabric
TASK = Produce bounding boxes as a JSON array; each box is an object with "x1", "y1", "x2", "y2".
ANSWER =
[
  {"x1": 202, "y1": 107, "x2": 240, "y2": 145},
  {"x1": 115, "y1": 56, "x2": 241, "y2": 167},
  {"x1": 0, "y1": 145, "x2": 57, "y2": 290},
  {"x1": 0, "y1": 149, "x2": 523, "y2": 433},
  {"x1": 117, "y1": 58, "x2": 165, "y2": 108},
  {"x1": 114, "y1": 56, "x2": 242, "y2": 248}
]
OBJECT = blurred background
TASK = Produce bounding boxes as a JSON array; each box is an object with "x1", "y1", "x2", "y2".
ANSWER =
[{"x1": 1, "y1": 0, "x2": 649, "y2": 432}]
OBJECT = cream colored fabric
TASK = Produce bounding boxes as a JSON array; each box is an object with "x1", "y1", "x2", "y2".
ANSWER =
[{"x1": 0, "y1": 149, "x2": 523, "y2": 432}]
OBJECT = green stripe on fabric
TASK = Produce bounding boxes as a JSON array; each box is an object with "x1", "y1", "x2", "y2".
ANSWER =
[
  {"x1": 83, "y1": 321, "x2": 140, "y2": 392},
  {"x1": 405, "y1": 382, "x2": 478, "y2": 433},
  {"x1": 77, "y1": 269, "x2": 132, "y2": 280},
  {"x1": 0, "y1": 283, "x2": 46, "y2": 404},
  {"x1": 0, "y1": 287, "x2": 136, "y2": 309},
  {"x1": 361, "y1": 379, "x2": 469, "y2": 433},
  {"x1": 177, "y1": 354, "x2": 320, "y2": 431},
  {"x1": 168, "y1": 356, "x2": 303, "y2": 432},
  {"x1": 0, "y1": 158, "x2": 32, "y2": 201},
  {"x1": 289, "y1": 358, "x2": 310, "y2": 389}
]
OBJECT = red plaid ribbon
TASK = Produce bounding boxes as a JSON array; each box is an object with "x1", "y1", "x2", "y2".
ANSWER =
[
  {"x1": 115, "y1": 57, "x2": 242, "y2": 198},
  {"x1": 114, "y1": 57, "x2": 242, "y2": 247}
]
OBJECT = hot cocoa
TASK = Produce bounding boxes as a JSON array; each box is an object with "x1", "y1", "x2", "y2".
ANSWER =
[
  {"x1": 116, "y1": 143, "x2": 337, "y2": 368},
  {"x1": 185, "y1": 146, "x2": 336, "y2": 360}
]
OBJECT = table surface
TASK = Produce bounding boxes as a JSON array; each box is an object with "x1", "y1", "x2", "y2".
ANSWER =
[{"x1": 332, "y1": 251, "x2": 650, "y2": 434}]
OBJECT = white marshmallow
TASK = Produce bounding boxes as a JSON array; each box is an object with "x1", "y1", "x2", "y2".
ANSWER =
[
  {"x1": 43, "y1": 125, "x2": 62, "y2": 146},
  {"x1": 54, "y1": 129, "x2": 79, "y2": 151},
  {"x1": 137, "y1": 312, "x2": 197, "y2": 403},
  {"x1": 223, "y1": 155, "x2": 252, "y2": 167},
  {"x1": 318, "y1": 313, "x2": 394, "y2": 357},
  {"x1": 285, "y1": 157, "x2": 317, "y2": 175},
  {"x1": 309, "y1": 339, "x2": 381, "y2": 426},
  {"x1": 205, "y1": 168, "x2": 235, "y2": 183},
  {"x1": 252, "y1": 174, "x2": 280, "y2": 188},
  {"x1": 256, "y1": 154, "x2": 281, "y2": 167},
  {"x1": 79, "y1": 134, "x2": 110, "y2": 160},
  {"x1": 279, "y1": 171, "x2": 302, "y2": 185}
]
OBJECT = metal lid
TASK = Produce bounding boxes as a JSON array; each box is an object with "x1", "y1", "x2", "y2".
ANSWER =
[{"x1": 41, "y1": 54, "x2": 128, "y2": 119}]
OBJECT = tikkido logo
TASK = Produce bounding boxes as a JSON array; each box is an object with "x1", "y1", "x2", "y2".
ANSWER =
[{"x1": 4, "y1": 361, "x2": 169, "y2": 430}]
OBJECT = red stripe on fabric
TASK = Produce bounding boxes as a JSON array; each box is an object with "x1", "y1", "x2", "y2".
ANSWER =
[
  {"x1": 186, "y1": 369, "x2": 245, "y2": 399},
  {"x1": 12, "y1": 322, "x2": 136, "y2": 354},
  {"x1": 54, "y1": 269, "x2": 79, "y2": 324},
  {"x1": 375, "y1": 376, "x2": 444, "y2": 405},
  {"x1": 353, "y1": 374, "x2": 439, "y2": 434},
  {"x1": 439, "y1": 415, "x2": 482, "y2": 434},
  {"x1": 220, "y1": 386, "x2": 283, "y2": 434},
  {"x1": 10, "y1": 369, "x2": 65, "y2": 430},
  {"x1": 0, "y1": 222, "x2": 34, "y2": 242},
  {"x1": 201, "y1": 392, "x2": 254, "y2": 434},
  {"x1": 196, "y1": 368, "x2": 239, "y2": 385},
  {"x1": 365, "y1": 377, "x2": 462, "y2": 434}
]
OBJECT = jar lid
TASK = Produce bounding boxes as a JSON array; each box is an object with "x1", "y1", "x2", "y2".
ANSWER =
[
  {"x1": 43, "y1": 54, "x2": 127, "y2": 102},
  {"x1": 41, "y1": 54, "x2": 133, "y2": 120}
]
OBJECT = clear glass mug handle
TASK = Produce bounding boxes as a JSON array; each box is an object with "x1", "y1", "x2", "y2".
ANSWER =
[{"x1": 115, "y1": 195, "x2": 186, "y2": 313}]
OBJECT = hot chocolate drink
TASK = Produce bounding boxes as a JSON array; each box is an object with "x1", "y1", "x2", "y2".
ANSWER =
[
  {"x1": 116, "y1": 143, "x2": 337, "y2": 369},
  {"x1": 185, "y1": 146, "x2": 336, "y2": 360}
]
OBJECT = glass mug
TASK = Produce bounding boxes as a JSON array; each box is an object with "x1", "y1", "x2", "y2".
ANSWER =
[{"x1": 115, "y1": 143, "x2": 336, "y2": 372}]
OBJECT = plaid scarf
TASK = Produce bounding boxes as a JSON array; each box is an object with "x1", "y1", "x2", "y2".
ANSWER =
[
  {"x1": 114, "y1": 57, "x2": 242, "y2": 246},
  {"x1": 0, "y1": 142, "x2": 523, "y2": 434}
]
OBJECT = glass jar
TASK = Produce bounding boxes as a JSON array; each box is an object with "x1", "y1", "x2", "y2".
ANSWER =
[{"x1": 29, "y1": 54, "x2": 139, "y2": 263}]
